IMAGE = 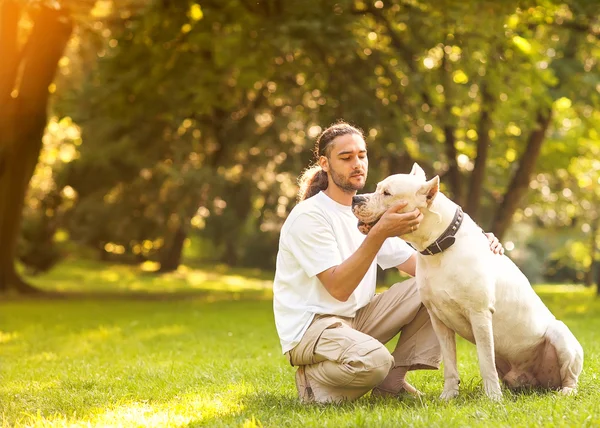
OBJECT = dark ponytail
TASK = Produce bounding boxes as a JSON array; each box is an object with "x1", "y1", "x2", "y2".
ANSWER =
[
  {"x1": 297, "y1": 121, "x2": 364, "y2": 202},
  {"x1": 297, "y1": 165, "x2": 328, "y2": 201}
]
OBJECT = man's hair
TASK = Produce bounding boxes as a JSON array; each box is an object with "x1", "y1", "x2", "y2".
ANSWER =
[{"x1": 297, "y1": 121, "x2": 364, "y2": 202}]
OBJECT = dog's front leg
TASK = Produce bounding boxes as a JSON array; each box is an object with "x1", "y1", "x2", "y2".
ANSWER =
[
  {"x1": 429, "y1": 313, "x2": 460, "y2": 400},
  {"x1": 470, "y1": 310, "x2": 503, "y2": 401}
]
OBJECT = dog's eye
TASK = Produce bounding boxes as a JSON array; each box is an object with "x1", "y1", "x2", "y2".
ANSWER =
[{"x1": 383, "y1": 190, "x2": 391, "y2": 196}]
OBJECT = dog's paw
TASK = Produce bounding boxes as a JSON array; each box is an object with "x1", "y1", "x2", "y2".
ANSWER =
[
  {"x1": 484, "y1": 381, "x2": 503, "y2": 401},
  {"x1": 560, "y1": 387, "x2": 576, "y2": 396},
  {"x1": 439, "y1": 388, "x2": 459, "y2": 401}
]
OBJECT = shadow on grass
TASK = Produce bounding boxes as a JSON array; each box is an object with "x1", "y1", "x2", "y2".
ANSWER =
[
  {"x1": 190, "y1": 382, "x2": 570, "y2": 427},
  {"x1": 4, "y1": 258, "x2": 276, "y2": 301},
  {"x1": 185, "y1": 389, "x2": 457, "y2": 427}
]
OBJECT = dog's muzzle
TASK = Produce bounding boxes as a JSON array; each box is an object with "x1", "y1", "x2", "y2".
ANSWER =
[
  {"x1": 352, "y1": 195, "x2": 379, "y2": 235},
  {"x1": 357, "y1": 219, "x2": 379, "y2": 234}
]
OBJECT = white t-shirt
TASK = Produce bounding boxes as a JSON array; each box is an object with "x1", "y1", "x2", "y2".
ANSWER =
[{"x1": 273, "y1": 191, "x2": 415, "y2": 353}]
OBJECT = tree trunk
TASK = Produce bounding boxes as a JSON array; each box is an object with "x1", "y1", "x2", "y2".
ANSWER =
[
  {"x1": 0, "y1": 1, "x2": 20, "y2": 106},
  {"x1": 0, "y1": 4, "x2": 73, "y2": 293},
  {"x1": 222, "y1": 240, "x2": 238, "y2": 266},
  {"x1": 585, "y1": 216, "x2": 599, "y2": 287},
  {"x1": 158, "y1": 224, "x2": 187, "y2": 273},
  {"x1": 443, "y1": 124, "x2": 461, "y2": 204},
  {"x1": 466, "y1": 83, "x2": 494, "y2": 222},
  {"x1": 490, "y1": 109, "x2": 552, "y2": 240},
  {"x1": 596, "y1": 260, "x2": 600, "y2": 297},
  {"x1": 381, "y1": 150, "x2": 417, "y2": 180},
  {"x1": 441, "y1": 54, "x2": 461, "y2": 204},
  {"x1": 584, "y1": 262, "x2": 594, "y2": 287}
]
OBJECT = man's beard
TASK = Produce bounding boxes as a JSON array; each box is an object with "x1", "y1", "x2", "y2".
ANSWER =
[{"x1": 329, "y1": 167, "x2": 366, "y2": 193}]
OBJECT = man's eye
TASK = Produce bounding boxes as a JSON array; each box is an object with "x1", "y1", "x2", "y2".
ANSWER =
[{"x1": 340, "y1": 157, "x2": 350, "y2": 161}]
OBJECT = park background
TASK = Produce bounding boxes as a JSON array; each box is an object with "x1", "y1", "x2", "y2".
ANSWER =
[{"x1": 1, "y1": 0, "x2": 600, "y2": 426}]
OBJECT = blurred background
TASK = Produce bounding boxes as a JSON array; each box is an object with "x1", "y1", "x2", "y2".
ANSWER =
[{"x1": 1, "y1": 0, "x2": 599, "y2": 294}]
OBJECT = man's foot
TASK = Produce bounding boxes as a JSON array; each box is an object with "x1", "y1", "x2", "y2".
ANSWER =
[
  {"x1": 295, "y1": 366, "x2": 315, "y2": 404},
  {"x1": 372, "y1": 380, "x2": 423, "y2": 399}
]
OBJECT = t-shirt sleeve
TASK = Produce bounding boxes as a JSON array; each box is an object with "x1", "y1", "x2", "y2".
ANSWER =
[
  {"x1": 283, "y1": 213, "x2": 343, "y2": 278},
  {"x1": 376, "y1": 237, "x2": 415, "y2": 270}
]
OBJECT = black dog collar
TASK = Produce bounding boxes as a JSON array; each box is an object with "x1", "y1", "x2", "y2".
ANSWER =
[{"x1": 420, "y1": 207, "x2": 464, "y2": 256}]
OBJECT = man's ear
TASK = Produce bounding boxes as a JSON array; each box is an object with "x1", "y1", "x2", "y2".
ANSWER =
[
  {"x1": 409, "y1": 163, "x2": 426, "y2": 179},
  {"x1": 418, "y1": 176, "x2": 439, "y2": 207},
  {"x1": 318, "y1": 156, "x2": 329, "y2": 172}
]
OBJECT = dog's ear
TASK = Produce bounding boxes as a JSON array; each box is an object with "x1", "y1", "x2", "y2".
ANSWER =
[
  {"x1": 409, "y1": 163, "x2": 426, "y2": 179},
  {"x1": 418, "y1": 176, "x2": 439, "y2": 207}
]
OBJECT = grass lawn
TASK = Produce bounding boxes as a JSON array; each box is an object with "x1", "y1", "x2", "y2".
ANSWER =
[{"x1": 1, "y1": 259, "x2": 600, "y2": 427}]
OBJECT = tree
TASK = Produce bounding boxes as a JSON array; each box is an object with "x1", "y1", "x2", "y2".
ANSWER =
[
  {"x1": 351, "y1": 1, "x2": 599, "y2": 239},
  {"x1": 62, "y1": 0, "x2": 303, "y2": 270},
  {"x1": 18, "y1": 0, "x2": 600, "y2": 277},
  {"x1": 0, "y1": 1, "x2": 73, "y2": 293}
]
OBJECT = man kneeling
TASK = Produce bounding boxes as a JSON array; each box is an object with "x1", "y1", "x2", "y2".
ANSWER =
[{"x1": 272, "y1": 122, "x2": 502, "y2": 403}]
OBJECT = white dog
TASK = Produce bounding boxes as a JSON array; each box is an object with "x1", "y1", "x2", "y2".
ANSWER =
[{"x1": 351, "y1": 163, "x2": 583, "y2": 400}]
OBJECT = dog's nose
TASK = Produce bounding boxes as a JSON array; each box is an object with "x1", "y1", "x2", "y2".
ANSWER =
[{"x1": 352, "y1": 195, "x2": 367, "y2": 207}]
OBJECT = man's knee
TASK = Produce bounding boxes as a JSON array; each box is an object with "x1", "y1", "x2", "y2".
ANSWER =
[
  {"x1": 344, "y1": 340, "x2": 394, "y2": 388},
  {"x1": 365, "y1": 345, "x2": 395, "y2": 386}
]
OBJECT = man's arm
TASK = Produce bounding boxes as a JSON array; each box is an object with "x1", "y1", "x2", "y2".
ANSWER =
[
  {"x1": 317, "y1": 202, "x2": 422, "y2": 302},
  {"x1": 396, "y1": 253, "x2": 416, "y2": 277}
]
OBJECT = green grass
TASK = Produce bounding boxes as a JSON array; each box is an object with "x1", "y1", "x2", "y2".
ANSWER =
[{"x1": 1, "y1": 260, "x2": 600, "y2": 427}]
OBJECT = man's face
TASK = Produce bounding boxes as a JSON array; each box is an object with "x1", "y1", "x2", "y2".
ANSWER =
[{"x1": 320, "y1": 133, "x2": 368, "y2": 194}]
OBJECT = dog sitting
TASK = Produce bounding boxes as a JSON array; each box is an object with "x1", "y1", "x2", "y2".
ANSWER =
[{"x1": 351, "y1": 163, "x2": 583, "y2": 400}]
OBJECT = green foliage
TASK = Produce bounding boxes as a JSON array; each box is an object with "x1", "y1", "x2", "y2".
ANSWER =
[
  {"x1": 17, "y1": 116, "x2": 81, "y2": 274},
  {"x1": 16, "y1": 211, "x2": 62, "y2": 275},
  {"x1": 56, "y1": 0, "x2": 311, "y2": 265},
  {"x1": 19, "y1": 0, "x2": 600, "y2": 276}
]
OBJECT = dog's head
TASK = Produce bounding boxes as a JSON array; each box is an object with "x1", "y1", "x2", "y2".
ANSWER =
[{"x1": 351, "y1": 163, "x2": 439, "y2": 234}]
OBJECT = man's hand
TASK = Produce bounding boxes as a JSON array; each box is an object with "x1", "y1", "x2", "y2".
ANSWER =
[
  {"x1": 372, "y1": 201, "x2": 423, "y2": 239},
  {"x1": 485, "y1": 232, "x2": 504, "y2": 255},
  {"x1": 318, "y1": 201, "x2": 421, "y2": 302}
]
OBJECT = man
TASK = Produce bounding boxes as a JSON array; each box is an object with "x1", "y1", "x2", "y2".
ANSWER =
[{"x1": 273, "y1": 121, "x2": 503, "y2": 403}]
